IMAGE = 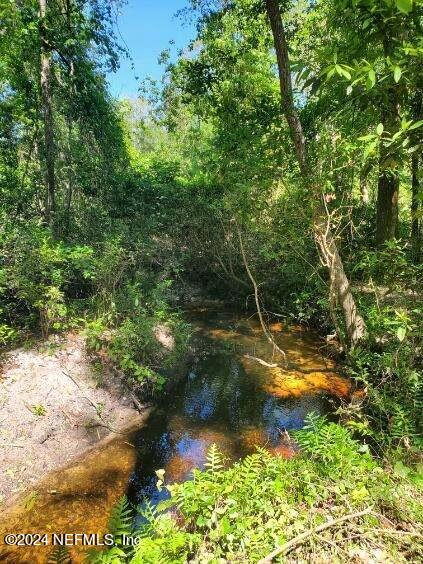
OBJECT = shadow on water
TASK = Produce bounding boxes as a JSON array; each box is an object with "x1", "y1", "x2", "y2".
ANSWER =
[{"x1": 127, "y1": 310, "x2": 350, "y2": 516}]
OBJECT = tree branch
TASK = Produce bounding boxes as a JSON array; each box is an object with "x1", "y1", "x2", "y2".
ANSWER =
[
  {"x1": 258, "y1": 506, "x2": 373, "y2": 563},
  {"x1": 235, "y1": 221, "x2": 287, "y2": 363}
]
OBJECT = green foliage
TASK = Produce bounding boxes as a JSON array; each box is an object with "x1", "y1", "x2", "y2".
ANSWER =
[
  {"x1": 93, "y1": 420, "x2": 423, "y2": 563},
  {"x1": 85, "y1": 318, "x2": 109, "y2": 353},
  {"x1": 108, "y1": 496, "x2": 133, "y2": 540},
  {"x1": 108, "y1": 314, "x2": 165, "y2": 389},
  {"x1": 30, "y1": 404, "x2": 47, "y2": 416},
  {"x1": 0, "y1": 322, "x2": 18, "y2": 348},
  {"x1": 0, "y1": 1, "x2": 422, "y2": 559},
  {"x1": 47, "y1": 546, "x2": 71, "y2": 564},
  {"x1": 294, "y1": 413, "x2": 368, "y2": 466},
  {"x1": 0, "y1": 220, "x2": 95, "y2": 341}
]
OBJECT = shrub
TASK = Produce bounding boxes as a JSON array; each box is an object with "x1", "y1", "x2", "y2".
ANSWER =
[
  {"x1": 0, "y1": 220, "x2": 95, "y2": 342},
  {"x1": 90, "y1": 418, "x2": 423, "y2": 563}
]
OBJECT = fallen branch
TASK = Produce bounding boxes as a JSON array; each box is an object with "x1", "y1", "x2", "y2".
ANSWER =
[
  {"x1": 86, "y1": 420, "x2": 126, "y2": 435},
  {"x1": 62, "y1": 370, "x2": 124, "y2": 435},
  {"x1": 130, "y1": 392, "x2": 145, "y2": 413},
  {"x1": 244, "y1": 354, "x2": 277, "y2": 368},
  {"x1": 257, "y1": 506, "x2": 373, "y2": 563},
  {"x1": 235, "y1": 222, "x2": 287, "y2": 365},
  {"x1": 62, "y1": 369, "x2": 82, "y2": 390}
]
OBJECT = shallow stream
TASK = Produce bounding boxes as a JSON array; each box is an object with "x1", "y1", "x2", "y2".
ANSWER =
[
  {"x1": 0, "y1": 310, "x2": 351, "y2": 563},
  {"x1": 128, "y1": 309, "x2": 350, "y2": 511}
]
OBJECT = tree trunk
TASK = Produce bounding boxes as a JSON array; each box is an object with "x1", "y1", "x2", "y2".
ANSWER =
[
  {"x1": 411, "y1": 153, "x2": 420, "y2": 261},
  {"x1": 264, "y1": 0, "x2": 366, "y2": 346},
  {"x1": 375, "y1": 42, "x2": 400, "y2": 246},
  {"x1": 65, "y1": 0, "x2": 74, "y2": 231},
  {"x1": 375, "y1": 167, "x2": 399, "y2": 245},
  {"x1": 39, "y1": 0, "x2": 56, "y2": 226},
  {"x1": 411, "y1": 92, "x2": 421, "y2": 262},
  {"x1": 375, "y1": 104, "x2": 399, "y2": 245}
]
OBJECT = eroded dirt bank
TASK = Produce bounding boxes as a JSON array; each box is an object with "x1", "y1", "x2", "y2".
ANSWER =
[{"x1": 0, "y1": 333, "x2": 145, "y2": 507}]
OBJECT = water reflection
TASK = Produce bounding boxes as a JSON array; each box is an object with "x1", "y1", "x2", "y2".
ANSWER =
[{"x1": 128, "y1": 313, "x2": 349, "y2": 512}]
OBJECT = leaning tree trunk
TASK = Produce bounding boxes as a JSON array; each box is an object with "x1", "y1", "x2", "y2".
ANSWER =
[
  {"x1": 39, "y1": 0, "x2": 56, "y2": 226},
  {"x1": 264, "y1": 0, "x2": 366, "y2": 346}
]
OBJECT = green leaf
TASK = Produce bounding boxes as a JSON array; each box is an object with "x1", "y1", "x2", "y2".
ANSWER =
[
  {"x1": 397, "y1": 326, "x2": 406, "y2": 341},
  {"x1": 363, "y1": 139, "x2": 378, "y2": 159},
  {"x1": 394, "y1": 461, "x2": 411, "y2": 478},
  {"x1": 196, "y1": 515, "x2": 207, "y2": 527},
  {"x1": 376, "y1": 123, "x2": 384, "y2": 136},
  {"x1": 395, "y1": 0, "x2": 413, "y2": 14},
  {"x1": 393, "y1": 66, "x2": 402, "y2": 82},
  {"x1": 339, "y1": 67, "x2": 351, "y2": 80},
  {"x1": 367, "y1": 69, "x2": 376, "y2": 89},
  {"x1": 408, "y1": 120, "x2": 423, "y2": 131}
]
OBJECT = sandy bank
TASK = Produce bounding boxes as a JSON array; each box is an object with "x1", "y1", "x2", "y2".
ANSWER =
[{"x1": 0, "y1": 332, "x2": 146, "y2": 507}]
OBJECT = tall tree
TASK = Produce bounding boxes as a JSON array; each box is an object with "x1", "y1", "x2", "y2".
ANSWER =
[
  {"x1": 374, "y1": 10, "x2": 401, "y2": 245},
  {"x1": 264, "y1": 0, "x2": 366, "y2": 346},
  {"x1": 376, "y1": 88, "x2": 400, "y2": 245},
  {"x1": 411, "y1": 91, "x2": 422, "y2": 261},
  {"x1": 39, "y1": 0, "x2": 56, "y2": 225}
]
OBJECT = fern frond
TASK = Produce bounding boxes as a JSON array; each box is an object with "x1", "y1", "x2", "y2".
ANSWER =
[
  {"x1": 134, "y1": 499, "x2": 160, "y2": 539},
  {"x1": 47, "y1": 546, "x2": 71, "y2": 564},
  {"x1": 239, "y1": 453, "x2": 263, "y2": 485},
  {"x1": 87, "y1": 545, "x2": 127, "y2": 563},
  {"x1": 204, "y1": 443, "x2": 224, "y2": 474},
  {"x1": 108, "y1": 495, "x2": 133, "y2": 537}
]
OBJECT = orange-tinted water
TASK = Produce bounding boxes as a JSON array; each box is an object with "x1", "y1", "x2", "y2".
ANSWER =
[
  {"x1": 0, "y1": 429, "x2": 141, "y2": 563},
  {"x1": 0, "y1": 310, "x2": 350, "y2": 562}
]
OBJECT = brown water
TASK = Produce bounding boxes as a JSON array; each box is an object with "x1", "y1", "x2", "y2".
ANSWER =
[
  {"x1": 127, "y1": 310, "x2": 350, "y2": 512},
  {"x1": 0, "y1": 310, "x2": 350, "y2": 563},
  {"x1": 0, "y1": 424, "x2": 145, "y2": 563}
]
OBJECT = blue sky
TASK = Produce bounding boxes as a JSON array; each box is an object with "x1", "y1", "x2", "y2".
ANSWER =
[{"x1": 108, "y1": 0, "x2": 196, "y2": 99}]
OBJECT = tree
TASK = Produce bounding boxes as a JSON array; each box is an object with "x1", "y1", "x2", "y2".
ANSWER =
[
  {"x1": 39, "y1": 0, "x2": 56, "y2": 225},
  {"x1": 264, "y1": 0, "x2": 366, "y2": 346}
]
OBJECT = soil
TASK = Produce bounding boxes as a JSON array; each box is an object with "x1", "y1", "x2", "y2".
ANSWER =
[{"x1": 0, "y1": 332, "x2": 145, "y2": 507}]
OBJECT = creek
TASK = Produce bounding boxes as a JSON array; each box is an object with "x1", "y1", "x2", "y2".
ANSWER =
[
  {"x1": 128, "y1": 308, "x2": 350, "y2": 512},
  {"x1": 0, "y1": 309, "x2": 350, "y2": 563}
]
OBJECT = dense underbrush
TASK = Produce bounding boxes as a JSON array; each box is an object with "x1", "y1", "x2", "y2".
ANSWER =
[
  {"x1": 87, "y1": 415, "x2": 422, "y2": 563},
  {"x1": 0, "y1": 218, "x2": 191, "y2": 394}
]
